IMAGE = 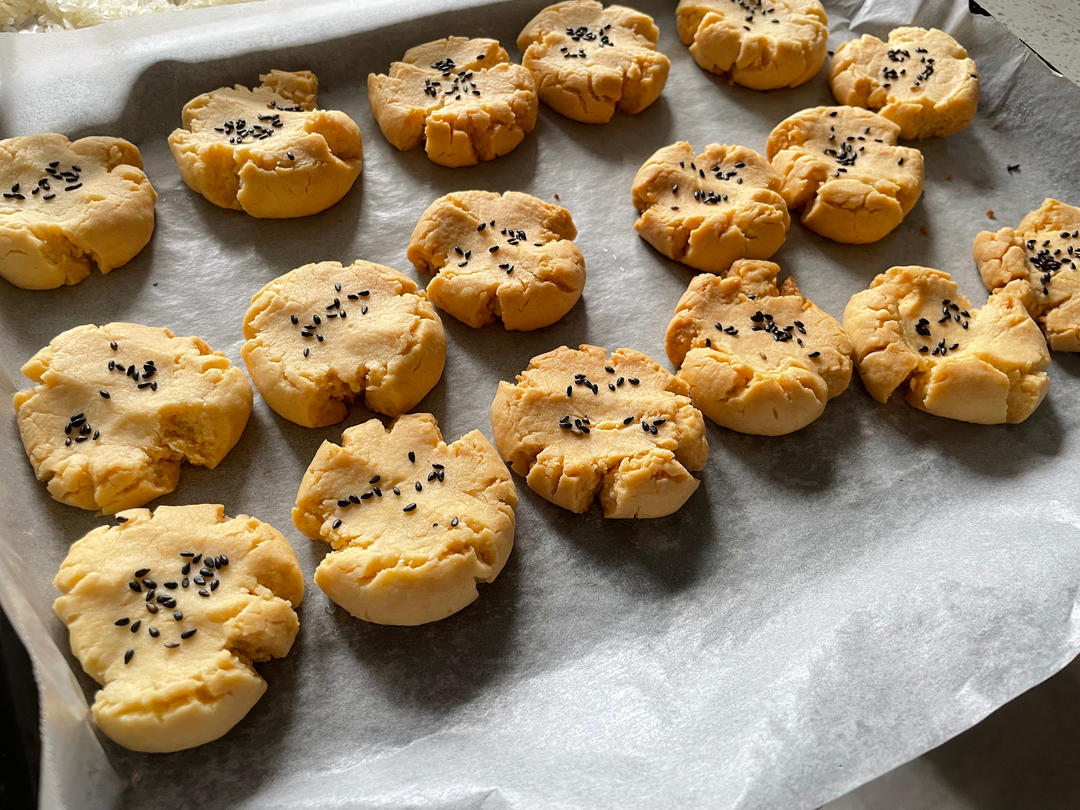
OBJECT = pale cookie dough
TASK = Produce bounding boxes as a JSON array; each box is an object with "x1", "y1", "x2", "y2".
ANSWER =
[
  {"x1": 14, "y1": 323, "x2": 252, "y2": 514},
  {"x1": 516, "y1": 0, "x2": 670, "y2": 124},
  {"x1": 675, "y1": 0, "x2": 828, "y2": 90},
  {"x1": 830, "y1": 27, "x2": 979, "y2": 139},
  {"x1": 168, "y1": 70, "x2": 363, "y2": 218},
  {"x1": 242, "y1": 260, "x2": 446, "y2": 427},
  {"x1": 0, "y1": 134, "x2": 156, "y2": 289},
  {"x1": 631, "y1": 141, "x2": 790, "y2": 273},
  {"x1": 491, "y1": 344, "x2": 708, "y2": 518},
  {"x1": 368, "y1": 37, "x2": 538, "y2": 167},
  {"x1": 974, "y1": 198, "x2": 1080, "y2": 351},
  {"x1": 407, "y1": 190, "x2": 585, "y2": 330},
  {"x1": 843, "y1": 266, "x2": 1050, "y2": 424},
  {"x1": 766, "y1": 105, "x2": 924, "y2": 244},
  {"x1": 53, "y1": 504, "x2": 304, "y2": 753},
  {"x1": 666, "y1": 259, "x2": 852, "y2": 435},
  {"x1": 293, "y1": 413, "x2": 516, "y2": 626}
]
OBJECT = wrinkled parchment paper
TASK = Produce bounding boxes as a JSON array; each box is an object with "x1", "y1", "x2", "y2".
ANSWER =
[{"x1": 2, "y1": 1, "x2": 1079, "y2": 807}]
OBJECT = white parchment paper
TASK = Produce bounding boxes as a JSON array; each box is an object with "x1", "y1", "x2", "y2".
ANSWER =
[{"x1": 1, "y1": 1, "x2": 1079, "y2": 807}]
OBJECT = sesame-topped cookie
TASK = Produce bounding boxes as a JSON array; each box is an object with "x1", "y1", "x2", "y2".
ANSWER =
[
  {"x1": 368, "y1": 37, "x2": 538, "y2": 167},
  {"x1": 830, "y1": 27, "x2": 978, "y2": 139},
  {"x1": 843, "y1": 266, "x2": 1050, "y2": 424},
  {"x1": 631, "y1": 141, "x2": 789, "y2": 273},
  {"x1": 407, "y1": 190, "x2": 585, "y2": 330},
  {"x1": 491, "y1": 344, "x2": 708, "y2": 518},
  {"x1": 0, "y1": 134, "x2": 156, "y2": 289},
  {"x1": 974, "y1": 198, "x2": 1080, "y2": 351},
  {"x1": 14, "y1": 323, "x2": 252, "y2": 514},
  {"x1": 242, "y1": 260, "x2": 445, "y2": 427},
  {"x1": 293, "y1": 413, "x2": 516, "y2": 625},
  {"x1": 666, "y1": 259, "x2": 852, "y2": 435},
  {"x1": 53, "y1": 504, "x2": 304, "y2": 752},
  {"x1": 766, "y1": 105, "x2": 924, "y2": 244},
  {"x1": 168, "y1": 70, "x2": 363, "y2": 218},
  {"x1": 675, "y1": 0, "x2": 828, "y2": 90},
  {"x1": 516, "y1": 1, "x2": 670, "y2": 123}
]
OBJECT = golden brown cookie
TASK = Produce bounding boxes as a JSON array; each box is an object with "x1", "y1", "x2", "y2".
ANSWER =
[
  {"x1": 843, "y1": 266, "x2": 1050, "y2": 424},
  {"x1": 491, "y1": 344, "x2": 708, "y2": 518},
  {"x1": 367, "y1": 37, "x2": 538, "y2": 167},
  {"x1": 241, "y1": 260, "x2": 446, "y2": 427},
  {"x1": 830, "y1": 27, "x2": 979, "y2": 139},
  {"x1": 974, "y1": 198, "x2": 1080, "y2": 351},
  {"x1": 675, "y1": 0, "x2": 828, "y2": 90},
  {"x1": 407, "y1": 190, "x2": 585, "y2": 330},
  {"x1": 631, "y1": 141, "x2": 790, "y2": 273},
  {"x1": 516, "y1": 0, "x2": 670, "y2": 123},
  {"x1": 54, "y1": 504, "x2": 303, "y2": 753},
  {"x1": 14, "y1": 323, "x2": 252, "y2": 514},
  {"x1": 293, "y1": 413, "x2": 516, "y2": 626},
  {"x1": 666, "y1": 259, "x2": 852, "y2": 434},
  {"x1": 0, "y1": 134, "x2": 156, "y2": 289},
  {"x1": 168, "y1": 70, "x2": 363, "y2": 218},
  {"x1": 766, "y1": 105, "x2": 924, "y2": 244}
]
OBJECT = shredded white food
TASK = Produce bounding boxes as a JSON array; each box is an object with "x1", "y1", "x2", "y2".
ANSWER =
[{"x1": 1, "y1": 0, "x2": 260, "y2": 32}]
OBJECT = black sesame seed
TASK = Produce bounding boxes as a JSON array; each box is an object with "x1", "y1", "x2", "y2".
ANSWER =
[
  {"x1": 130, "y1": 620, "x2": 141, "y2": 633},
  {"x1": 416, "y1": 481, "x2": 423, "y2": 491},
  {"x1": 332, "y1": 519, "x2": 342, "y2": 529},
  {"x1": 403, "y1": 503, "x2": 417, "y2": 512},
  {"x1": 115, "y1": 618, "x2": 130, "y2": 626},
  {"x1": 408, "y1": 451, "x2": 415, "y2": 463},
  {"x1": 164, "y1": 642, "x2": 180, "y2": 648},
  {"x1": 124, "y1": 649, "x2": 134, "y2": 665},
  {"x1": 181, "y1": 629, "x2": 197, "y2": 640},
  {"x1": 148, "y1": 627, "x2": 160, "y2": 638},
  {"x1": 128, "y1": 580, "x2": 142, "y2": 593},
  {"x1": 199, "y1": 589, "x2": 209, "y2": 597}
]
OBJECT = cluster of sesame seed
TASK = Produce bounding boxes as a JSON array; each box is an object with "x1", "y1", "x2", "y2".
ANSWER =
[
  {"x1": 1027, "y1": 232, "x2": 1077, "y2": 294},
  {"x1": 214, "y1": 114, "x2": 283, "y2": 144},
  {"x1": 913, "y1": 299, "x2": 969, "y2": 355},
  {"x1": 559, "y1": 414, "x2": 591, "y2": 433},
  {"x1": 880, "y1": 46, "x2": 937, "y2": 90},
  {"x1": 4, "y1": 161, "x2": 83, "y2": 203},
  {"x1": 116, "y1": 551, "x2": 229, "y2": 665},
  {"x1": 749, "y1": 310, "x2": 807, "y2": 344},
  {"x1": 727, "y1": 0, "x2": 780, "y2": 28},
  {"x1": 565, "y1": 366, "x2": 639, "y2": 399},
  {"x1": 560, "y1": 23, "x2": 613, "y2": 58},
  {"x1": 269, "y1": 100, "x2": 304, "y2": 112},
  {"x1": 332, "y1": 457, "x2": 448, "y2": 523},
  {"x1": 291, "y1": 283, "x2": 369, "y2": 357},
  {"x1": 63, "y1": 412, "x2": 100, "y2": 446},
  {"x1": 107, "y1": 357, "x2": 158, "y2": 391},
  {"x1": 672, "y1": 158, "x2": 747, "y2": 207},
  {"x1": 425, "y1": 57, "x2": 483, "y2": 100}
]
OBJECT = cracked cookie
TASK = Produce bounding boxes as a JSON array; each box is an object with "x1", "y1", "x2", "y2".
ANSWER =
[
  {"x1": 676, "y1": 0, "x2": 828, "y2": 90},
  {"x1": 631, "y1": 141, "x2": 789, "y2": 273},
  {"x1": 293, "y1": 413, "x2": 516, "y2": 625},
  {"x1": 54, "y1": 504, "x2": 303, "y2": 752},
  {"x1": 766, "y1": 105, "x2": 924, "y2": 243},
  {"x1": 516, "y1": 0, "x2": 670, "y2": 123},
  {"x1": 368, "y1": 37, "x2": 538, "y2": 167},
  {"x1": 0, "y1": 134, "x2": 156, "y2": 289},
  {"x1": 843, "y1": 265, "x2": 1050, "y2": 424},
  {"x1": 490, "y1": 344, "x2": 708, "y2": 518},
  {"x1": 168, "y1": 69, "x2": 363, "y2": 218},
  {"x1": 666, "y1": 259, "x2": 852, "y2": 435},
  {"x1": 830, "y1": 27, "x2": 978, "y2": 139},
  {"x1": 974, "y1": 198, "x2": 1080, "y2": 351},
  {"x1": 407, "y1": 190, "x2": 585, "y2": 330},
  {"x1": 242, "y1": 260, "x2": 445, "y2": 427},
  {"x1": 14, "y1": 323, "x2": 252, "y2": 514}
]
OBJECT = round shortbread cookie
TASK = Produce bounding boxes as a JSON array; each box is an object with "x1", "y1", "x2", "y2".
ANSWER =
[
  {"x1": 830, "y1": 27, "x2": 979, "y2": 139},
  {"x1": 168, "y1": 70, "x2": 363, "y2": 218},
  {"x1": 490, "y1": 344, "x2": 708, "y2": 518},
  {"x1": 843, "y1": 266, "x2": 1050, "y2": 424},
  {"x1": 675, "y1": 0, "x2": 828, "y2": 90},
  {"x1": 631, "y1": 141, "x2": 789, "y2": 273},
  {"x1": 293, "y1": 413, "x2": 516, "y2": 626},
  {"x1": 368, "y1": 37, "x2": 538, "y2": 167},
  {"x1": 516, "y1": 0, "x2": 670, "y2": 124},
  {"x1": 766, "y1": 105, "x2": 924, "y2": 244},
  {"x1": 53, "y1": 504, "x2": 304, "y2": 753},
  {"x1": 974, "y1": 198, "x2": 1080, "y2": 351},
  {"x1": 242, "y1": 260, "x2": 446, "y2": 427},
  {"x1": 666, "y1": 259, "x2": 852, "y2": 435},
  {"x1": 0, "y1": 134, "x2": 156, "y2": 289},
  {"x1": 14, "y1": 323, "x2": 252, "y2": 514},
  {"x1": 407, "y1": 190, "x2": 586, "y2": 330}
]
